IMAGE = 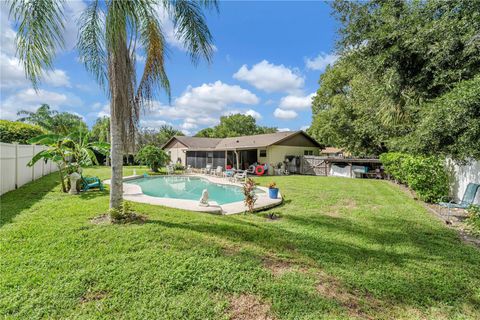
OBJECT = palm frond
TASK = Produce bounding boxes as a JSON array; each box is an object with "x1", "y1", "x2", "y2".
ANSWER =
[
  {"x1": 136, "y1": 6, "x2": 171, "y2": 103},
  {"x1": 9, "y1": 0, "x2": 65, "y2": 88},
  {"x1": 167, "y1": 0, "x2": 216, "y2": 65},
  {"x1": 77, "y1": 0, "x2": 107, "y2": 90}
]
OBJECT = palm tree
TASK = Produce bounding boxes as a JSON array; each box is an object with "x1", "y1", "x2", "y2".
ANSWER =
[
  {"x1": 18, "y1": 104, "x2": 88, "y2": 135},
  {"x1": 17, "y1": 104, "x2": 58, "y2": 132},
  {"x1": 10, "y1": 0, "x2": 217, "y2": 212}
]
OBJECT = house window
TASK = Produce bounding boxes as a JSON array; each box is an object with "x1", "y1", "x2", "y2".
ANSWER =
[
  {"x1": 304, "y1": 150, "x2": 314, "y2": 156},
  {"x1": 259, "y1": 149, "x2": 267, "y2": 157},
  {"x1": 207, "y1": 152, "x2": 213, "y2": 165}
]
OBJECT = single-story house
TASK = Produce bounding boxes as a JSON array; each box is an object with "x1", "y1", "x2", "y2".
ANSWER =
[{"x1": 162, "y1": 131, "x2": 322, "y2": 175}]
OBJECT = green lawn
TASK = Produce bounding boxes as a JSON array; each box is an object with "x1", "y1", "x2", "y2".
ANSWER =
[{"x1": 1, "y1": 166, "x2": 479, "y2": 319}]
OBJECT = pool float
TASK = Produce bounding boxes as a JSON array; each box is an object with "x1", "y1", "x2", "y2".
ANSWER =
[{"x1": 255, "y1": 165, "x2": 265, "y2": 176}]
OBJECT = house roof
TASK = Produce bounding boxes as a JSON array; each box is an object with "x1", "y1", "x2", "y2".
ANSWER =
[{"x1": 162, "y1": 131, "x2": 322, "y2": 150}]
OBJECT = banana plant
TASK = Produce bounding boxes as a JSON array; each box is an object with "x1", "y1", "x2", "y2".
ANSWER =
[{"x1": 28, "y1": 132, "x2": 110, "y2": 192}]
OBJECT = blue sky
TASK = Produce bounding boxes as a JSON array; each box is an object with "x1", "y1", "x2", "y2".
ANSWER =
[{"x1": 0, "y1": 1, "x2": 338, "y2": 135}]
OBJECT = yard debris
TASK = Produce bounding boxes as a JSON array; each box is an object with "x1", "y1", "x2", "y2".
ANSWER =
[{"x1": 80, "y1": 290, "x2": 108, "y2": 303}]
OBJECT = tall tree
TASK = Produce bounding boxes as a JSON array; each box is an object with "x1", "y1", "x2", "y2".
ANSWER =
[
  {"x1": 137, "y1": 125, "x2": 183, "y2": 149},
  {"x1": 17, "y1": 104, "x2": 87, "y2": 135},
  {"x1": 194, "y1": 114, "x2": 277, "y2": 138},
  {"x1": 310, "y1": 0, "x2": 480, "y2": 158},
  {"x1": 10, "y1": 0, "x2": 217, "y2": 213}
]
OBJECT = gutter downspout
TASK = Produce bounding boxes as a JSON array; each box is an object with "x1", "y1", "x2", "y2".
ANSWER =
[{"x1": 234, "y1": 150, "x2": 240, "y2": 170}]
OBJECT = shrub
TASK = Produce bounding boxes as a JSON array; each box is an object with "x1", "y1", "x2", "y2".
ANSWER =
[
  {"x1": 243, "y1": 178, "x2": 257, "y2": 213},
  {"x1": 466, "y1": 205, "x2": 480, "y2": 234},
  {"x1": 0, "y1": 120, "x2": 45, "y2": 144},
  {"x1": 380, "y1": 152, "x2": 449, "y2": 203},
  {"x1": 135, "y1": 145, "x2": 169, "y2": 172}
]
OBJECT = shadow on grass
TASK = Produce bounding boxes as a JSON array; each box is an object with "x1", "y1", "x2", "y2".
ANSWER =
[
  {"x1": 0, "y1": 173, "x2": 60, "y2": 227},
  {"x1": 144, "y1": 212, "x2": 480, "y2": 311}
]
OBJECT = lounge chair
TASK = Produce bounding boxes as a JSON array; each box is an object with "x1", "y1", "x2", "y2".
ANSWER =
[
  {"x1": 439, "y1": 182, "x2": 480, "y2": 220},
  {"x1": 166, "y1": 165, "x2": 174, "y2": 175},
  {"x1": 81, "y1": 175, "x2": 104, "y2": 191},
  {"x1": 223, "y1": 168, "x2": 235, "y2": 179}
]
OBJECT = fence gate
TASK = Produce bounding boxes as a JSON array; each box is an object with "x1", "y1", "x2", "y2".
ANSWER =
[{"x1": 300, "y1": 156, "x2": 329, "y2": 176}]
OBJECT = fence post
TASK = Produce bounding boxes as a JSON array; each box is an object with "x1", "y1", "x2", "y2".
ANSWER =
[{"x1": 14, "y1": 142, "x2": 18, "y2": 189}]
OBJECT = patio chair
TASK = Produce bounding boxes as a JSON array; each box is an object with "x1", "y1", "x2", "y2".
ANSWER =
[
  {"x1": 201, "y1": 164, "x2": 212, "y2": 174},
  {"x1": 212, "y1": 166, "x2": 223, "y2": 177},
  {"x1": 439, "y1": 182, "x2": 480, "y2": 221},
  {"x1": 166, "y1": 165, "x2": 174, "y2": 175},
  {"x1": 185, "y1": 165, "x2": 192, "y2": 174},
  {"x1": 223, "y1": 168, "x2": 235, "y2": 179},
  {"x1": 233, "y1": 170, "x2": 247, "y2": 182},
  {"x1": 81, "y1": 175, "x2": 104, "y2": 191}
]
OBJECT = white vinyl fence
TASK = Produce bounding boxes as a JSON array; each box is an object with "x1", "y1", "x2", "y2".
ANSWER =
[
  {"x1": 447, "y1": 158, "x2": 480, "y2": 205},
  {"x1": 0, "y1": 142, "x2": 58, "y2": 195}
]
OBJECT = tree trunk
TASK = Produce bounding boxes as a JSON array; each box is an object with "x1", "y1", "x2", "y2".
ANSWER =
[
  {"x1": 106, "y1": 130, "x2": 111, "y2": 166},
  {"x1": 108, "y1": 31, "x2": 129, "y2": 210},
  {"x1": 109, "y1": 115, "x2": 123, "y2": 209}
]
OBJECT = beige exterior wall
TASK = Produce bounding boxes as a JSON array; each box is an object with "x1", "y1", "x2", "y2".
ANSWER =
[
  {"x1": 264, "y1": 145, "x2": 319, "y2": 175},
  {"x1": 165, "y1": 145, "x2": 187, "y2": 165}
]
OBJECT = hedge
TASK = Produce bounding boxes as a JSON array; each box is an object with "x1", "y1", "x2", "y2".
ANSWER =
[
  {"x1": 380, "y1": 152, "x2": 449, "y2": 203},
  {"x1": 0, "y1": 120, "x2": 46, "y2": 144}
]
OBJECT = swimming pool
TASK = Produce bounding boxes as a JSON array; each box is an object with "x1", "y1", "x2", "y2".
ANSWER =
[{"x1": 129, "y1": 176, "x2": 261, "y2": 205}]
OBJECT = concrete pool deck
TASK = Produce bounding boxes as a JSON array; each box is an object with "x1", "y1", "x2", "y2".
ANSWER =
[{"x1": 103, "y1": 174, "x2": 282, "y2": 215}]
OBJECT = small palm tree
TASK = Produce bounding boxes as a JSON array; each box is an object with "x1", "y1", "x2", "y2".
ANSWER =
[
  {"x1": 17, "y1": 104, "x2": 58, "y2": 132},
  {"x1": 10, "y1": 0, "x2": 217, "y2": 212}
]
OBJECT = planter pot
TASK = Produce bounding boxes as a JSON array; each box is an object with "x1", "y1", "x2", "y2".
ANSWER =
[{"x1": 269, "y1": 188, "x2": 279, "y2": 199}]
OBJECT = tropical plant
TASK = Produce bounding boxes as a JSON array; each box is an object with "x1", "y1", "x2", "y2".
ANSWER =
[
  {"x1": 268, "y1": 182, "x2": 277, "y2": 189},
  {"x1": 0, "y1": 120, "x2": 46, "y2": 144},
  {"x1": 135, "y1": 145, "x2": 169, "y2": 172},
  {"x1": 91, "y1": 116, "x2": 111, "y2": 165},
  {"x1": 28, "y1": 132, "x2": 109, "y2": 192},
  {"x1": 194, "y1": 114, "x2": 277, "y2": 138},
  {"x1": 137, "y1": 125, "x2": 183, "y2": 149},
  {"x1": 10, "y1": 0, "x2": 217, "y2": 214},
  {"x1": 17, "y1": 104, "x2": 87, "y2": 135},
  {"x1": 243, "y1": 178, "x2": 257, "y2": 213}
]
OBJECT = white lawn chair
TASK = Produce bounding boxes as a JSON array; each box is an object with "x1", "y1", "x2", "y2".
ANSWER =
[
  {"x1": 201, "y1": 164, "x2": 212, "y2": 174},
  {"x1": 166, "y1": 165, "x2": 174, "y2": 175},
  {"x1": 233, "y1": 170, "x2": 247, "y2": 182},
  {"x1": 212, "y1": 166, "x2": 223, "y2": 177},
  {"x1": 185, "y1": 165, "x2": 192, "y2": 174}
]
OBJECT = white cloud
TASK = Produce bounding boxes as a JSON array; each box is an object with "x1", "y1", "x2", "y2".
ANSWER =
[
  {"x1": 63, "y1": 0, "x2": 88, "y2": 51},
  {"x1": 1, "y1": 88, "x2": 81, "y2": 120},
  {"x1": 233, "y1": 60, "x2": 304, "y2": 94},
  {"x1": 223, "y1": 108, "x2": 262, "y2": 120},
  {"x1": 278, "y1": 128, "x2": 291, "y2": 132},
  {"x1": 305, "y1": 52, "x2": 338, "y2": 71},
  {"x1": 273, "y1": 108, "x2": 298, "y2": 120},
  {"x1": 138, "y1": 81, "x2": 259, "y2": 133},
  {"x1": 300, "y1": 125, "x2": 310, "y2": 131},
  {"x1": 245, "y1": 109, "x2": 262, "y2": 120},
  {"x1": 279, "y1": 93, "x2": 315, "y2": 110},
  {"x1": 44, "y1": 69, "x2": 71, "y2": 87}
]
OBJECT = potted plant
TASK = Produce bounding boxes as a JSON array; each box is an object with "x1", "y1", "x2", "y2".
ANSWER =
[{"x1": 268, "y1": 182, "x2": 279, "y2": 199}]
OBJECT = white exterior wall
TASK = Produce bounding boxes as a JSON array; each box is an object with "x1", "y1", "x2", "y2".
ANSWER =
[
  {"x1": 447, "y1": 158, "x2": 480, "y2": 205},
  {"x1": 0, "y1": 142, "x2": 58, "y2": 195}
]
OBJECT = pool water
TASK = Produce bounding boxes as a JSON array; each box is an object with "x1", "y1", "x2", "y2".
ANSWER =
[{"x1": 129, "y1": 176, "x2": 261, "y2": 205}]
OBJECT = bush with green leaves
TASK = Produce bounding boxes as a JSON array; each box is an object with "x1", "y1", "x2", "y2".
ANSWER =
[
  {"x1": 135, "y1": 145, "x2": 169, "y2": 172},
  {"x1": 0, "y1": 120, "x2": 45, "y2": 144},
  {"x1": 466, "y1": 205, "x2": 480, "y2": 234},
  {"x1": 380, "y1": 152, "x2": 449, "y2": 203}
]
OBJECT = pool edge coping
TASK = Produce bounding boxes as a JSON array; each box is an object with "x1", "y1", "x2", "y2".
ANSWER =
[{"x1": 104, "y1": 174, "x2": 282, "y2": 215}]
